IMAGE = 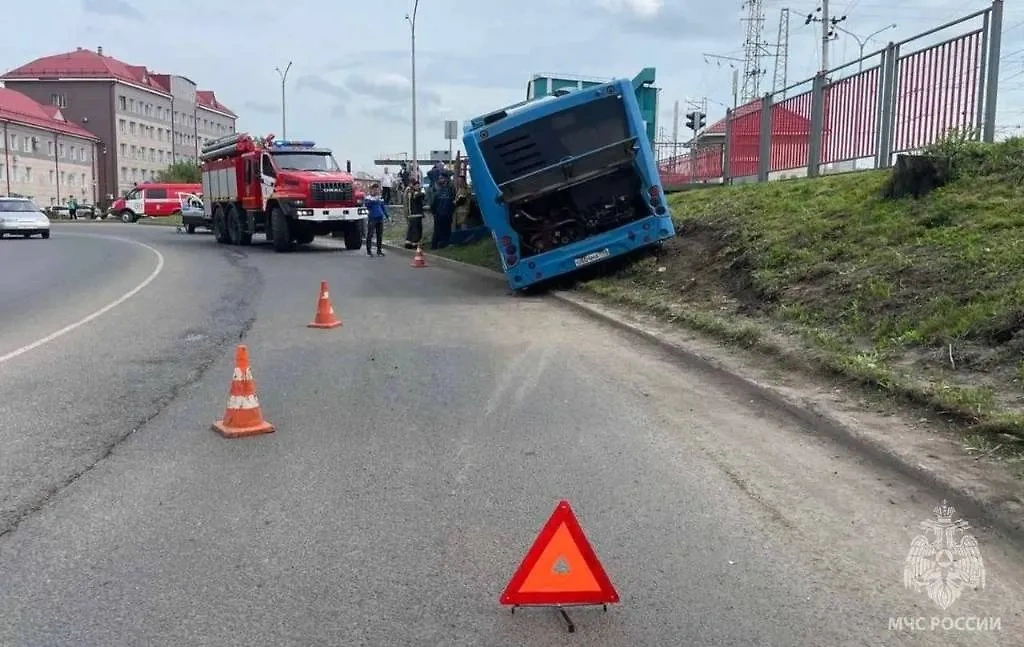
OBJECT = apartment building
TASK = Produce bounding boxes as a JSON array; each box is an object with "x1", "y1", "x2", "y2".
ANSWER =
[
  {"x1": 1, "y1": 47, "x2": 236, "y2": 203},
  {"x1": 0, "y1": 87, "x2": 99, "y2": 206}
]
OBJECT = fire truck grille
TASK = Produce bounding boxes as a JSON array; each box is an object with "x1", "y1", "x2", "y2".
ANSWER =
[{"x1": 310, "y1": 182, "x2": 354, "y2": 203}]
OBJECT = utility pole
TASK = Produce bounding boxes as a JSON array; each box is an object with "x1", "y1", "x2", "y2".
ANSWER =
[
  {"x1": 820, "y1": 0, "x2": 829, "y2": 72},
  {"x1": 805, "y1": 2, "x2": 847, "y2": 74},
  {"x1": 275, "y1": 61, "x2": 292, "y2": 139},
  {"x1": 405, "y1": 0, "x2": 420, "y2": 180}
]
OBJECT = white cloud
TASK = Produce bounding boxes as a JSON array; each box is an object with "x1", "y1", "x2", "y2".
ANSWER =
[{"x1": 597, "y1": 0, "x2": 663, "y2": 18}]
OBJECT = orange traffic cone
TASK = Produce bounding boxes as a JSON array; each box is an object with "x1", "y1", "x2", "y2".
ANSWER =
[
  {"x1": 308, "y1": 280, "x2": 342, "y2": 329},
  {"x1": 410, "y1": 243, "x2": 427, "y2": 268},
  {"x1": 212, "y1": 345, "x2": 275, "y2": 438}
]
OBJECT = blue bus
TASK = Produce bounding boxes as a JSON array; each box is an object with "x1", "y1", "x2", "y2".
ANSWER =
[{"x1": 462, "y1": 78, "x2": 676, "y2": 291}]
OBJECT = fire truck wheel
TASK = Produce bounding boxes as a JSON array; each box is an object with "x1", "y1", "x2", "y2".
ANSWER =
[
  {"x1": 343, "y1": 222, "x2": 362, "y2": 250},
  {"x1": 226, "y1": 207, "x2": 243, "y2": 245},
  {"x1": 270, "y1": 206, "x2": 293, "y2": 253},
  {"x1": 212, "y1": 208, "x2": 230, "y2": 244}
]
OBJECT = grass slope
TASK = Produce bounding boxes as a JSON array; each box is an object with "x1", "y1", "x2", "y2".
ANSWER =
[{"x1": 434, "y1": 137, "x2": 1024, "y2": 446}]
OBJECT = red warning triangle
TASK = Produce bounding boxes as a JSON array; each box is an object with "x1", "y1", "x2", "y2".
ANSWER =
[{"x1": 500, "y1": 500, "x2": 619, "y2": 606}]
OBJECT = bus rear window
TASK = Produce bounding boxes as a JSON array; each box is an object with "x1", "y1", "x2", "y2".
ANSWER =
[{"x1": 478, "y1": 94, "x2": 630, "y2": 186}]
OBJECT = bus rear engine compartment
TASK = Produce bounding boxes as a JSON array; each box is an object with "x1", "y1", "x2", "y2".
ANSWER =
[{"x1": 508, "y1": 168, "x2": 648, "y2": 258}]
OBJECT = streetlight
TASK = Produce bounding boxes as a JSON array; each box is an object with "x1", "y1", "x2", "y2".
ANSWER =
[
  {"x1": 405, "y1": 0, "x2": 419, "y2": 181},
  {"x1": 834, "y1": 23, "x2": 897, "y2": 72},
  {"x1": 275, "y1": 61, "x2": 292, "y2": 139}
]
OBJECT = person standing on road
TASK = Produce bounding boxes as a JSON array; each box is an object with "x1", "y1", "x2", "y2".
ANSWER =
[
  {"x1": 68, "y1": 196, "x2": 78, "y2": 220},
  {"x1": 364, "y1": 183, "x2": 389, "y2": 257},
  {"x1": 381, "y1": 168, "x2": 393, "y2": 204},
  {"x1": 430, "y1": 173, "x2": 455, "y2": 250},
  {"x1": 404, "y1": 178, "x2": 425, "y2": 249}
]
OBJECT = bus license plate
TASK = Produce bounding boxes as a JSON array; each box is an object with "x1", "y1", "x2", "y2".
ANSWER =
[{"x1": 574, "y1": 248, "x2": 611, "y2": 267}]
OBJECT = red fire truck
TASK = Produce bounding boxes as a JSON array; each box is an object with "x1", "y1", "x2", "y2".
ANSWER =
[{"x1": 198, "y1": 133, "x2": 367, "y2": 251}]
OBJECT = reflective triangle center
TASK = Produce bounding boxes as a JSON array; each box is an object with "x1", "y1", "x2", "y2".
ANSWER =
[{"x1": 517, "y1": 523, "x2": 602, "y2": 593}]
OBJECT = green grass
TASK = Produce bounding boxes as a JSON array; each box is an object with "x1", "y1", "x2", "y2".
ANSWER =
[
  {"x1": 383, "y1": 219, "x2": 504, "y2": 272},
  {"x1": 419, "y1": 135, "x2": 1024, "y2": 448}
]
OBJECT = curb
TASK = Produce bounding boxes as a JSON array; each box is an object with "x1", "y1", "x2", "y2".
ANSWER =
[{"x1": 382, "y1": 240, "x2": 1024, "y2": 546}]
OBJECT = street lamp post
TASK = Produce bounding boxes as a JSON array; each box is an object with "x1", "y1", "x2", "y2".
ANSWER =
[
  {"x1": 275, "y1": 61, "x2": 293, "y2": 139},
  {"x1": 835, "y1": 23, "x2": 897, "y2": 72},
  {"x1": 405, "y1": 0, "x2": 419, "y2": 181}
]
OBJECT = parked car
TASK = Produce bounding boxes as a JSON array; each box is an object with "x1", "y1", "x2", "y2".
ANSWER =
[
  {"x1": 0, "y1": 197, "x2": 50, "y2": 239},
  {"x1": 47, "y1": 204, "x2": 98, "y2": 220}
]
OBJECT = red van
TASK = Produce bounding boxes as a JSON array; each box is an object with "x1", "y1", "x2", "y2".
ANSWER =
[{"x1": 112, "y1": 182, "x2": 203, "y2": 223}]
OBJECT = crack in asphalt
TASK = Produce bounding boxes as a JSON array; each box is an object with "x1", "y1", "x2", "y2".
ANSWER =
[{"x1": 0, "y1": 247, "x2": 263, "y2": 540}]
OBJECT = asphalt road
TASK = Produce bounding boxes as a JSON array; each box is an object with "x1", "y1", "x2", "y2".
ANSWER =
[
  {"x1": 0, "y1": 223, "x2": 1022, "y2": 646},
  {"x1": 0, "y1": 224, "x2": 259, "y2": 536}
]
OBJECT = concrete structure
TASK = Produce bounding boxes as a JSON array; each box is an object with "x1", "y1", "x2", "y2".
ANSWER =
[
  {"x1": 0, "y1": 87, "x2": 100, "y2": 206},
  {"x1": 1, "y1": 47, "x2": 236, "y2": 203}
]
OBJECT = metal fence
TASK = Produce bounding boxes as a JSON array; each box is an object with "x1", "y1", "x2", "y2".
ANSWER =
[{"x1": 657, "y1": 0, "x2": 1004, "y2": 186}]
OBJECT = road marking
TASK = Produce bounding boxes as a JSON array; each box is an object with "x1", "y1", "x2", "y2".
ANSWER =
[{"x1": 0, "y1": 232, "x2": 165, "y2": 366}]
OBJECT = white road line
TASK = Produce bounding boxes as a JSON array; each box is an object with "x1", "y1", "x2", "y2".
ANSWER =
[{"x1": 0, "y1": 232, "x2": 165, "y2": 366}]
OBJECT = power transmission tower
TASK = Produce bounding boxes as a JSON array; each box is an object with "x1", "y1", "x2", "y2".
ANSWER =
[
  {"x1": 773, "y1": 7, "x2": 791, "y2": 98},
  {"x1": 740, "y1": 0, "x2": 771, "y2": 104}
]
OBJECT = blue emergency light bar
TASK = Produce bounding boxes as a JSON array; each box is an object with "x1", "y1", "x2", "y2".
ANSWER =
[{"x1": 270, "y1": 140, "x2": 316, "y2": 148}]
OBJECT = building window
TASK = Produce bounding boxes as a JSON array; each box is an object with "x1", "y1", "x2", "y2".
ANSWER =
[
  {"x1": 51, "y1": 94, "x2": 67, "y2": 108},
  {"x1": 81, "y1": 147, "x2": 89, "y2": 162},
  {"x1": 120, "y1": 143, "x2": 127, "y2": 157},
  {"x1": 81, "y1": 173, "x2": 86, "y2": 188},
  {"x1": 121, "y1": 167, "x2": 127, "y2": 181},
  {"x1": 59, "y1": 143, "x2": 65, "y2": 158},
  {"x1": 119, "y1": 119, "x2": 126, "y2": 134},
  {"x1": 119, "y1": 96, "x2": 127, "y2": 111},
  {"x1": 129, "y1": 99, "x2": 135, "y2": 112},
  {"x1": 49, "y1": 170, "x2": 55, "y2": 185},
  {"x1": 47, "y1": 141, "x2": 54, "y2": 156},
  {"x1": 130, "y1": 122, "x2": 136, "y2": 135},
  {"x1": 60, "y1": 171, "x2": 65, "y2": 185},
  {"x1": 24, "y1": 168, "x2": 31, "y2": 182}
]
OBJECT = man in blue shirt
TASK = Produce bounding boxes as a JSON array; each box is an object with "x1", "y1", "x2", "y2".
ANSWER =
[{"x1": 363, "y1": 183, "x2": 389, "y2": 257}]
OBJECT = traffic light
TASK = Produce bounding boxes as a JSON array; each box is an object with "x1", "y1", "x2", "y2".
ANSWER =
[{"x1": 685, "y1": 111, "x2": 707, "y2": 134}]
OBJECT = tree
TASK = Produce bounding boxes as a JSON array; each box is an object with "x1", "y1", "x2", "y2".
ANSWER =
[{"x1": 157, "y1": 161, "x2": 201, "y2": 183}]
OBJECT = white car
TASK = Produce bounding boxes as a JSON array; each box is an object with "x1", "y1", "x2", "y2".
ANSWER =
[{"x1": 0, "y1": 198, "x2": 50, "y2": 239}]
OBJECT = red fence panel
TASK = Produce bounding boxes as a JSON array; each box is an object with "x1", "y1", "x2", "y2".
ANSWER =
[
  {"x1": 658, "y1": 144, "x2": 724, "y2": 184},
  {"x1": 727, "y1": 103, "x2": 762, "y2": 178},
  {"x1": 821, "y1": 66, "x2": 881, "y2": 164},
  {"x1": 892, "y1": 30, "x2": 982, "y2": 154},
  {"x1": 769, "y1": 91, "x2": 813, "y2": 172}
]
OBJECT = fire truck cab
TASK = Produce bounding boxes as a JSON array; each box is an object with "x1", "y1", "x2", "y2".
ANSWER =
[{"x1": 199, "y1": 133, "x2": 367, "y2": 252}]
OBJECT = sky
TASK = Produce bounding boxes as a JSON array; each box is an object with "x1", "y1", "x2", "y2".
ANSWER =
[{"x1": 0, "y1": 0, "x2": 1021, "y2": 173}]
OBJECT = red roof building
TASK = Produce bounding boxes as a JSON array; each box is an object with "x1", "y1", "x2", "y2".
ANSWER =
[
  {"x1": 1, "y1": 47, "x2": 237, "y2": 202},
  {"x1": 0, "y1": 87, "x2": 100, "y2": 205}
]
